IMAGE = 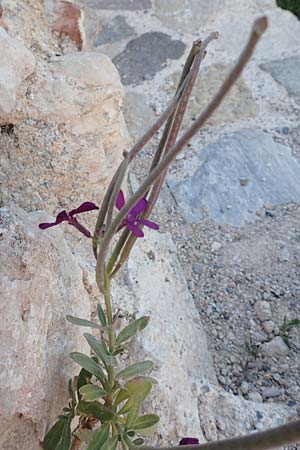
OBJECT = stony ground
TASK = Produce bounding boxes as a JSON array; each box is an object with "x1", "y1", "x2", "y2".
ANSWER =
[{"x1": 72, "y1": 0, "x2": 300, "y2": 446}]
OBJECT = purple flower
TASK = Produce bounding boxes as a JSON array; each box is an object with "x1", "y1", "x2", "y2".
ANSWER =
[
  {"x1": 116, "y1": 190, "x2": 159, "y2": 238},
  {"x1": 39, "y1": 202, "x2": 99, "y2": 238},
  {"x1": 179, "y1": 438, "x2": 199, "y2": 445}
]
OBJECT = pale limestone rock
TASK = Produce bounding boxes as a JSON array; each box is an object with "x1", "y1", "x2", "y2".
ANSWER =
[
  {"x1": 260, "y1": 336, "x2": 289, "y2": 357},
  {"x1": 0, "y1": 51, "x2": 129, "y2": 212},
  {"x1": 0, "y1": 27, "x2": 35, "y2": 114},
  {"x1": 199, "y1": 387, "x2": 295, "y2": 440},
  {"x1": 0, "y1": 205, "x2": 90, "y2": 450},
  {"x1": 254, "y1": 300, "x2": 272, "y2": 322},
  {"x1": 112, "y1": 231, "x2": 216, "y2": 445}
]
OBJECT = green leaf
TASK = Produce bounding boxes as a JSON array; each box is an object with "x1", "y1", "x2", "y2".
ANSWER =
[
  {"x1": 125, "y1": 392, "x2": 142, "y2": 430},
  {"x1": 56, "y1": 421, "x2": 72, "y2": 450},
  {"x1": 126, "y1": 377, "x2": 153, "y2": 401},
  {"x1": 76, "y1": 429, "x2": 93, "y2": 444},
  {"x1": 114, "y1": 388, "x2": 130, "y2": 406},
  {"x1": 101, "y1": 435, "x2": 119, "y2": 450},
  {"x1": 66, "y1": 315, "x2": 102, "y2": 329},
  {"x1": 86, "y1": 422, "x2": 110, "y2": 450},
  {"x1": 77, "y1": 401, "x2": 114, "y2": 421},
  {"x1": 116, "y1": 317, "x2": 150, "y2": 346},
  {"x1": 43, "y1": 420, "x2": 65, "y2": 450},
  {"x1": 79, "y1": 384, "x2": 106, "y2": 402},
  {"x1": 132, "y1": 414, "x2": 159, "y2": 430},
  {"x1": 116, "y1": 361, "x2": 153, "y2": 380},
  {"x1": 84, "y1": 333, "x2": 114, "y2": 368},
  {"x1": 68, "y1": 378, "x2": 76, "y2": 406},
  {"x1": 77, "y1": 367, "x2": 93, "y2": 401},
  {"x1": 133, "y1": 438, "x2": 144, "y2": 445},
  {"x1": 70, "y1": 353, "x2": 106, "y2": 385},
  {"x1": 97, "y1": 304, "x2": 107, "y2": 326}
]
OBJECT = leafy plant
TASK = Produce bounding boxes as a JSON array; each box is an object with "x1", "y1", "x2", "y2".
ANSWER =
[{"x1": 39, "y1": 17, "x2": 296, "y2": 450}]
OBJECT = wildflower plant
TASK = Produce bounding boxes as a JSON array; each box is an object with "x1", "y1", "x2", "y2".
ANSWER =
[{"x1": 39, "y1": 16, "x2": 300, "y2": 450}]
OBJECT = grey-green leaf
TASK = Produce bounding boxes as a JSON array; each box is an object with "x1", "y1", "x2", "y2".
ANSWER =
[
  {"x1": 97, "y1": 304, "x2": 107, "y2": 326},
  {"x1": 125, "y1": 392, "x2": 142, "y2": 430},
  {"x1": 77, "y1": 401, "x2": 114, "y2": 421},
  {"x1": 116, "y1": 317, "x2": 150, "y2": 346},
  {"x1": 70, "y1": 352, "x2": 106, "y2": 385},
  {"x1": 66, "y1": 315, "x2": 102, "y2": 329},
  {"x1": 79, "y1": 384, "x2": 106, "y2": 402},
  {"x1": 132, "y1": 414, "x2": 159, "y2": 430},
  {"x1": 84, "y1": 333, "x2": 112, "y2": 368},
  {"x1": 116, "y1": 361, "x2": 153, "y2": 380},
  {"x1": 43, "y1": 420, "x2": 65, "y2": 450},
  {"x1": 101, "y1": 435, "x2": 119, "y2": 450},
  {"x1": 56, "y1": 421, "x2": 72, "y2": 450},
  {"x1": 86, "y1": 422, "x2": 110, "y2": 450}
]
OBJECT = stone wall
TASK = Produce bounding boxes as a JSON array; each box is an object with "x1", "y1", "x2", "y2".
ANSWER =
[{"x1": 0, "y1": 1, "x2": 129, "y2": 448}]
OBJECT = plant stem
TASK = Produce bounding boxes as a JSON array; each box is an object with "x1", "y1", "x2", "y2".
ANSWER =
[{"x1": 95, "y1": 17, "x2": 267, "y2": 288}]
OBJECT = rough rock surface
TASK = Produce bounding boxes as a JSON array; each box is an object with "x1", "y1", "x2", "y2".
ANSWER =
[
  {"x1": 167, "y1": 130, "x2": 300, "y2": 226},
  {"x1": 261, "y1": 56, "x2": 300, "y2": 98},
  {"x1": 0, "y1": 27, "x2": 35, "y2": 114},
  {"x1": 113, "y1": 232, "x2": 215, "y2": 444},
  {"x1": 0, "y1": 206, "x2": 90, "y2": 450},
  {"x1": 0, "y1": 0, "x2": 130, "y2": 448}
]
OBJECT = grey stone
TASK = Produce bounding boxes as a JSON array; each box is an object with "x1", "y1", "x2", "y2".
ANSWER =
[
  {"x1": 113, "y1": 32, "x2": 186, "y2": 85},
  {"x1": 260, "y1": 56, "x2": 300, "y2": 97},
  {"x1": 254, "y1": 301, "x2": 272, "y2": 322},
  {"x1": 81, "y1": 0, "x2": 151, "y2": 10},
  {"x1": 167, "y1": 130, "x2": 300, "y2": 227},
  {"x1": 262, "y1": 320, "x2": 276, "y2": 334},
  {"x1": 166, "y1": 64, "x2": 257, "y2": 127},
  {"x1": 247, "y1": 392, "x2": 263, "y2": 403},
  {"x1": 260, "y1": 336, "x2": 289, "y2": 358},
  {"x1": 94, "y1": 15, "x2": 134, "y2": 47},
  {"x1": 262, "y1": 387, "x2": 282, "y2": 399},
  {"x1": 193, "y1": 262, "x2": 203, "y2": 275}
]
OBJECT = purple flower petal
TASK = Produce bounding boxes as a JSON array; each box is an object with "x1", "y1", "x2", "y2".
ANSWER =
[
  {"x1": 126, "y1": 220, "x2": 144, "y2": 237},
  {"x1": 137, "y1": 218, "x2": 159, "y2": 230},
  {"x1": 71, "y1": 219, "x2": 92, "y2": 238},
  {"x1": 179, "y1": 438, "x2": 199, "y2": 446},
  {"x1": 130, "y1": 197, "x2": 147, "y2": 216},
  {"x1": 116, "y1": 190, "x2": 125, "y2": 211},
  {"x1": 69, "y1": 202, "x2": 99, "y2": 217},
  {"x1": 39, "y1": 210, "x2": 69, "y2": 229}
]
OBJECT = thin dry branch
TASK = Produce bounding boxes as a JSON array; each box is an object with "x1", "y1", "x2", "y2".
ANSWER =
[{"x1": 96, "y1": 16, "x2": 268, "y2": 289}]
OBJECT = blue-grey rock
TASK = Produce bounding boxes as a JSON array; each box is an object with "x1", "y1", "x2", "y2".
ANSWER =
[
  {"x1": 82, "y1": 0, "x2": 151, "y2": 10},
  {"x1": 167, "y1": 129, "x2": 300, "y2": 227},
  {"x1": 260, "y1": 56, "x2": 300, "y2": 97},
  {"x1": 113, "y1": 32, "x2": 186, "y2": 85},
  {"x1": 94, "y1": 16, "x2": 134, "y2": 47}
]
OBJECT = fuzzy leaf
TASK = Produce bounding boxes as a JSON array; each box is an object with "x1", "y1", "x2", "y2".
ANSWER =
[
  {"x1": 84, "y1": 333, "x2": 114, "y2": 368},
  {"x1": 125, "y1": 392, "x2": 142, "y2": 430},
  {"x1": 66, "y1": 315, "x2": 103, "y2": 329},
  {"x1": 101, "y1": 435, "x2": 119, "y2": 450},
  {"x1": 86, "y1": 422, "x2": 110, "y2": 450},
  {"x1": 132, "y1": 414, "x2": 159, "y2": 430},
  {"x1": 114, "y1": 388, "x2": 130, "y2": 406},
  {"x1": 77, "y1": 367, "x2": 93, "y2": 401},
  {"x1": 116, "y1": 317, "x2": 150, "y2": 346},
  {"x1": 43, "y1": 420, "x2": 65, "y2": 450},
  {"x1": 68, "y1": 378, "x2": 76, "y2": 406},
  {"x1": 77, "y1": 401, "x2": 114, "y2": 421},
  {"x1": 116, "y1": 361, "x2": 153, "y2": 380},
  {"x1": 97, "y1": 304, "x2": 107, "y2": 326},
  {"x1": 56, "y1": 421, "x2": 72, "y2": 450},
  {"x1": 79, "y1": 384, "x2": 106, "y2": 402},
  {"x1": 70, "y1": 353, "x2": 106, "y2": 385}
]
